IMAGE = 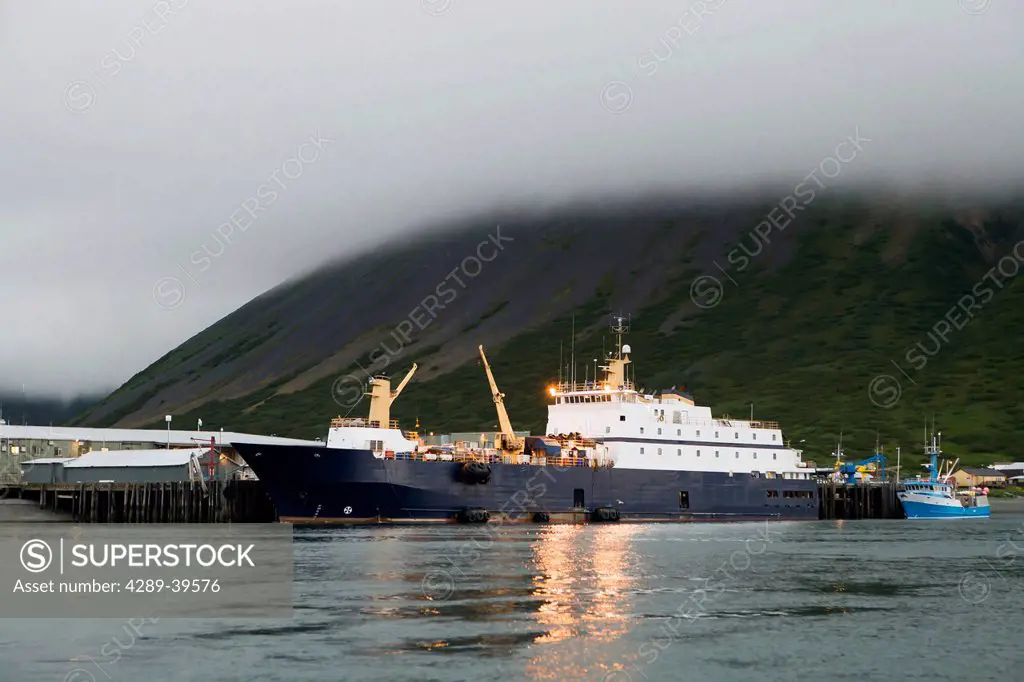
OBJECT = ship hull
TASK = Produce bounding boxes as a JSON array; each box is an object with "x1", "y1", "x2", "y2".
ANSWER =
[
  {"x1": 233, "y1": 442, "x2": 819, "y2": 523},
  {"x1": 899, "y1": 496, "x2": 991, "y2": 519}
]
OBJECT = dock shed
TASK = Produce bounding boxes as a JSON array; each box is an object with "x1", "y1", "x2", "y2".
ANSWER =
[
  {"x1": 21, "y1": 458, "x2": 74, "y2": 484},
  {"x1": 61, "y1": 448, "x2": 212, "y2": 484},
  {"x1": 0, "y1": 423, "x2": 320, "y2": 485},
  {"x1": 991, "y1": 462, "x2": 1024, "y2": 479}
]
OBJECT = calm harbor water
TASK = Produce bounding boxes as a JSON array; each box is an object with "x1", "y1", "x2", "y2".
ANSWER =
[{"x1": 4, "y1": 506, "x2": 1024, "y2": 681}]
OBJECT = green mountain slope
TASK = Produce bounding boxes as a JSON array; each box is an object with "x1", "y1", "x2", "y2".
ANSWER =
[{"x1": 78, "y1": 195, "x2": 1024, "y2": 470}]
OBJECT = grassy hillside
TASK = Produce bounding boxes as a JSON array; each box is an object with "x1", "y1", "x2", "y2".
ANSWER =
[
  {"x1": 79, "y1": 196, "x2": 1024, "y2": 471},
  {"x1": 396, "y1": 217, "x2": 1024, "y2": 469}
]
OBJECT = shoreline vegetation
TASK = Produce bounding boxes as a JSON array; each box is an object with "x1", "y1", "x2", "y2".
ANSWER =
[
  {"x1": 989, "y1": 497, "x2": 1024, "y2": 515},
  {"x1": 986, "y1": 486, "x2": 1024, "y2": 499}
]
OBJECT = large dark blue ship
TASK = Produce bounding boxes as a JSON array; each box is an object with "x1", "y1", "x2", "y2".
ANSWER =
[{"x1": 232, "y1": 318, "x2": 819, "y2": 523}]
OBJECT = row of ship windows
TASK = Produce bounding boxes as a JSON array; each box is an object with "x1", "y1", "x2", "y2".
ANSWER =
[
  {"x1": 766, "y1": 490, "x2": 815, "y2": 499},
  {"x1": 638, "y1": 447, "x2": 778, "y2": 460},
  {"x1": 610, "y1": 420, "x2": 777, "y2": 441}
]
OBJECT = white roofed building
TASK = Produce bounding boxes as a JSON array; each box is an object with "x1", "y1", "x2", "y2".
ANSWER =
[
  {"x1": 990, "y1": 462, "x2": 1024, "y2": 477},
  {"x1": 24, "y1": 448, "x2": 231, "y2": 484},
  {"x1": 0, "y1": 423, "x2": 317, "y2": 484}
]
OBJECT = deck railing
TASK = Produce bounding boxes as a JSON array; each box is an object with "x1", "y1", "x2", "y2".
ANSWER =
[
  {"x1": 330, "y1": 417, "x2": 400, "y2": 429},
  {"x1": 381, "y1": 450, "x2": 604, "y2": 468},
  {"x1": 554, "y1": 381, "x2": 636, "y2": 394},
  {"x1": 549, "y1": 436, "x2": 600, "y2": 449}
]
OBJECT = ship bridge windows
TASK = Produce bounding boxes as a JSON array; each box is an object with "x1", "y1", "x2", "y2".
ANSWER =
[{"x1": 564, "y1": 395, "x2": 614, "y2": 404}]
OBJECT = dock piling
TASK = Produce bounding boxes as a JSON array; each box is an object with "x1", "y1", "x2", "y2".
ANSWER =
[
  {"x1": 818, "y1": 481, "x2": 902, "y2": 519},
  {"x1": 7, "y1": 481, "x2": 277, "y2": 523}
]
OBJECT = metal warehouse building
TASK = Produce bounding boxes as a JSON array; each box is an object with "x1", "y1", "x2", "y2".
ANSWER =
[
  {"x1": 20, "y1": 458, "x2": 73, "y2": 485},
  {"x1": 62, "y1": 448, "x2": 216, "y2": 484},
  {"x1": 1, "y1": 423, "x2": 319, "y2": 485},
  {"x1": 21, "y1": 449, "x2": 223, "y2": 484}
]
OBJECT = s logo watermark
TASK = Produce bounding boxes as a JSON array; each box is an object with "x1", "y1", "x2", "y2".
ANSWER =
[{"x1": 21, "y1": 539, "x2": 53, "y2": 573}]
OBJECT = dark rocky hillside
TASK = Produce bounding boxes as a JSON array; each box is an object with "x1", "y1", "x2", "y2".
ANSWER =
[{"x1": 74, "y1": 193, "x2": 1024, "y2": 468}]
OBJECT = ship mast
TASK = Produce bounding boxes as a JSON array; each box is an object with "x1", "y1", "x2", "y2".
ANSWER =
[
  {"x1": 478, "y1": 345, "x2": 521, "y2": 452},
  {"x1": 601, "y1": 315, "x2": 632, "y2": 390},
  {"x1": 923, "y1": 425, "x2": 941, "y2": 483},
  {"x1": 367, "y1": 363, "x2": 418, "y2": 428}
]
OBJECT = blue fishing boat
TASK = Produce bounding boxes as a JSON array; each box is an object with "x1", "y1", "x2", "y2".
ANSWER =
[{"x1": 897, "y1": 432, "x2": 990, "y2": 519}]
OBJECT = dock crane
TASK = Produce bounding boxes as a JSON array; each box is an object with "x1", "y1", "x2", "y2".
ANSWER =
[
  {"x1": 832, "y1": 438, "x2": 888, "y2": 483},
  {"x1": 367, "y1": 363, "x2": 418, "y2": 428},
  {"x1": 837, "y1": 453, "x2": 887, "y2": 483},
  {"x1": 478, "y1": 345, "x2": 523, "y2": 453}
]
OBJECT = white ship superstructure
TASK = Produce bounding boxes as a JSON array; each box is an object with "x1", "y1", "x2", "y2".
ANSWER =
[{"x1": 545, "y1": 317, "x2": 812, "y2": 480}]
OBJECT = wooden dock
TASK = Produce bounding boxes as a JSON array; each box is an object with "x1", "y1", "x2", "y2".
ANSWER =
[
  {"x1": 9, "y1": 480, "x2": 277, "y2": 523},
  {"x1": 818, "y1": 481, "x2": 903, "y2": 519},
  {"x1": 7, "y1": 480, "x2": 904, "y2": 523}
]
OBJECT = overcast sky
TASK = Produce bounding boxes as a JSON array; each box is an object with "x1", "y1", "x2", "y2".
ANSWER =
[{"x1": 1, "y1": 0, "x2": 1021, "y2": 398}]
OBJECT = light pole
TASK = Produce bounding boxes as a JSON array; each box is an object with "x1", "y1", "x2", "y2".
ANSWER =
[{"x1": 165, "y1": 415, "x2": 172, "y2": 449}]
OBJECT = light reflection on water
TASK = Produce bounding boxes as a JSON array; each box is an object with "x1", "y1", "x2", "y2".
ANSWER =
[
  {"x1": 4, "y1": 514, "x2": 1024, "y2": 682},
  {"x1": 526, "y1": 524, "x2": 640, "y2": 680}
]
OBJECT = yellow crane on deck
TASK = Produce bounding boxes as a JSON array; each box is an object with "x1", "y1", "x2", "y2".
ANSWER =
[{"x1": 478, "y1": 345, "x2": 523, "y2": 454}]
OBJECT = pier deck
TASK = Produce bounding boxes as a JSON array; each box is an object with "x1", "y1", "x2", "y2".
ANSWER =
[
  {"x1": 4, "y1": 480, "x2": 904, "y2": 523},
  {"x1": 818, "y1": 481, "x2": 903, "y2": 519},
  {"x1": 5, "y1": 480, "x2": 276, "y2": 523}
]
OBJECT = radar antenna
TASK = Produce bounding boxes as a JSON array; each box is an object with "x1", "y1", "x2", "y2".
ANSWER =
[
  {"x1": 600, "y1": 314, "x2": 632, "y2": 390},
  {"x1": 611, "y1": 313, "x2": 631, "y2": 359}
]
